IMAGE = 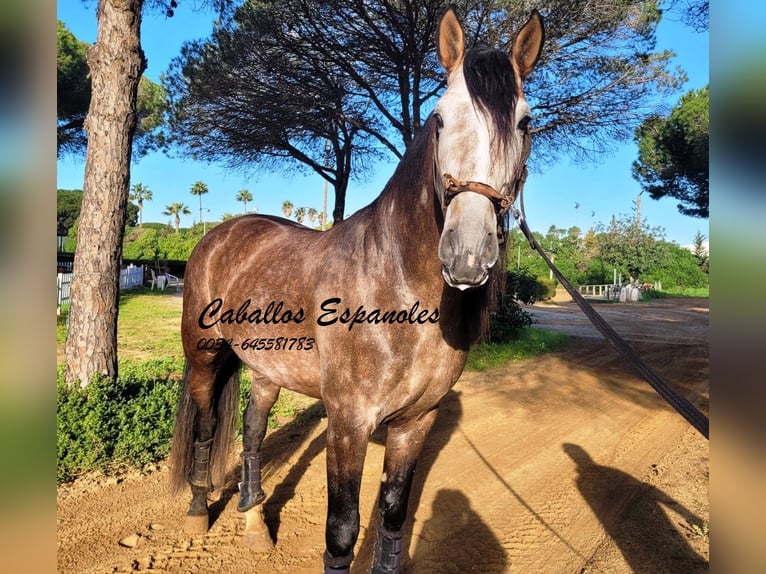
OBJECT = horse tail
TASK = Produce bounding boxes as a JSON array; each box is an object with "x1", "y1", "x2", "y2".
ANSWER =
[{"x1": 169, "y1": 357, "x2": 242, "y2": 494}]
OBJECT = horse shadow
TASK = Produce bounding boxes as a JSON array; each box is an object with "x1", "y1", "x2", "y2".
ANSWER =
[
  {"x1": 354, "y1": 390, "x2": 507, "y2": 573},
  {"x1": 563, "y1": 443, "x2": 708, "y2": 574}
]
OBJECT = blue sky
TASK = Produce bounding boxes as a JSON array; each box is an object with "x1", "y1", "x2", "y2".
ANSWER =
[{"x1": 56, "y1": 2, "x2": 709, "y2": 247}]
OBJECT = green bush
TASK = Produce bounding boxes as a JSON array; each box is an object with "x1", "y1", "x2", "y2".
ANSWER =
[
  {"x1": 533, "y1": 276, "x2": 557, "y2": 301},
  {"x1": 57, "y1": 358, "x2": 314, "y2": 483},
  {"x1": 488, "y1": 270, "x2": 549, "y2": 343},
  {"x1": 57, "y1": 359, "x2": 183, "y2": 483}
]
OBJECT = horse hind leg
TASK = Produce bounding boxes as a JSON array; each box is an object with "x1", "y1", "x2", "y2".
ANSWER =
[
  {"x1": 170, "y1": 356, "x2": 241, "y2": 535},
  {"x1": 239, "y1": 377, "x2": 280, "y2": 551}
]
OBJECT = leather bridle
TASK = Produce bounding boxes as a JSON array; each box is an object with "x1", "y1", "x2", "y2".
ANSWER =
[{"x1": 437, "y1": 163, "x2": 528, "y2": 243}]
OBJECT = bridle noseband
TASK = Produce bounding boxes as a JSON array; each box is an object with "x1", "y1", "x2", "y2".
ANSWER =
[
  {"x1": 438, "y1": 165, "x2": 528, "y2": 242},
  {"x1": 442, "y1": 173, "x2": 513, "y2": 215}
]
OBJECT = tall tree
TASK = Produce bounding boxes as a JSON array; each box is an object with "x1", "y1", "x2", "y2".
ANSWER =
[
  {"x1": 163, "y1": 202, "x2": 192, "y2": 233},
  {"x1": 189, "y1": 181, "x2": 209, "y2": 228},
  {"x1": 665, "y1": 0, "x2": 709, "y2": 32},
  {"x1": 64, "y1": 0, "x2": 147, "y2": 387},
  {"x1": 691, "y1": 230, "x2": 709, "y2": 274},
  {"x1": 596, "y1": 214, "x2": 667, "y2": 281},
  {"x1": 57, "y1": 20, "x2": 91, "y2": 156},
  {"x1": 235, "y1": 189, "x2": 253, "y2": 213},
  {"x1": 129, "y1": 183, "x2": 153, "y2": 227},
  {"x1": 282, "y1": 200, "x2": 294, "y2": 218},
  {"x1": 57, "y1": 190, "x2": 86, "y2": 237},
  {"x1": 58, "y1": 189, "x2": 139, "y2": 236},
  {"x1": 165, "y1": 0, "x2": 683, "y2": 221},
  {"x1": 64, "y1": 1, "x2": 226, "y2": 387},
  {"x1": 632, "y1": 85, "x2": 709, "y2": 218}
]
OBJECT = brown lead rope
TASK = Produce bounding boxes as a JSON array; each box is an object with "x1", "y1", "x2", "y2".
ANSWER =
[{"x1": 512, "y1": 208, "x2": 709, "y2": 440}]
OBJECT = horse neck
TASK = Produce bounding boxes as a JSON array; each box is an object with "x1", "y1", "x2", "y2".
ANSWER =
[{"x1": 369, "y1": 124, "x2": 442, "y2": 271}]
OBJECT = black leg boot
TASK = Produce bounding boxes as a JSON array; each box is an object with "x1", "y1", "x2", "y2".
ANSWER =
[
  {"x1": 237, "y1": 452, "x2": 266, "y2": 512},
  {"x1": 323, "y1": 550, "x2": 354, "y2": 574},
  {"x1": 184, "y1": 438, "x2": 214, "y2": 534},
  {"x1": 189, "y1": 438, "x2": 214, "y2": 489},
  {"x1": 371, "y1": 523, "x2": 402, "y2": 574}
]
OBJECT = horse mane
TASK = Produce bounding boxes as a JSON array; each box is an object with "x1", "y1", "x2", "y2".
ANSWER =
[{"x1": 463, "y1": 46, "x2": 518, "y2": 153}]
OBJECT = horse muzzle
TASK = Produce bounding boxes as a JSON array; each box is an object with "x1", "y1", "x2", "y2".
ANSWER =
[
  {"x1": 438, "y1": 229, "x2": 498, "y2": 290},
  {"x1": 441, "y1": 262, "x2": 491, "y2": 290}
]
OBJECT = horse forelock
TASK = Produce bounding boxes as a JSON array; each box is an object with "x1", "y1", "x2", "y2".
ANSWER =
[{"x1": 463, "y1": 46, "x2": 518, "y2": 152}]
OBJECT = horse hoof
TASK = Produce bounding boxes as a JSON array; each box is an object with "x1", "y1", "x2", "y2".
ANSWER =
[
  {"x1": 244, "y1": 507, "x2": 274, "y2": 552},
  {"x1": 245, "y1": 530, "x2": 275, "y2": 552},
  {"x1": 183, "y1": 513, "x2": 209, "y2": 535}
]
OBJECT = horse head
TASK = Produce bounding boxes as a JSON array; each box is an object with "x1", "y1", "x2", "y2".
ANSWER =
[{"x1": 434, "y1": 8, "x2": 544, "y2": 290}]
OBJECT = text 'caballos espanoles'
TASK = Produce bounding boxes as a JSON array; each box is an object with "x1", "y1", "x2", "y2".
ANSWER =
[{"x1": 198, "y1": 298, "x2": 439, "y2": 331}]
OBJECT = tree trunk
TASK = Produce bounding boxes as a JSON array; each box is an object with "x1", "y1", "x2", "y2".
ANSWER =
[
  {"x1": 332, "y1": 175, "x2": 349, "y2": 224},
  {"x1": 64, "y1": 0, "x2": 146, "y2": 387}
]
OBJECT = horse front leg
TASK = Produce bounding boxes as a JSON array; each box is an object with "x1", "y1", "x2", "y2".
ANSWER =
[
  {"x1": 372, "y1": 408, "x2": 439, "y2": 574},
  {"x1": 239, "y1": 377, "x2": 280, "y2": 551},
  {"x1": 323, "y1": 415, "x2": 373, "y2": 574}
]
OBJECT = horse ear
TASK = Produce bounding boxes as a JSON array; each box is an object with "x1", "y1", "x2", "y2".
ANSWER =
[
  {"x1": 437, "y1": 6, "x2": 465, "y2": 76},
  {"x1": 510, "y1": 10, "x2": 545, "y2": 81}
]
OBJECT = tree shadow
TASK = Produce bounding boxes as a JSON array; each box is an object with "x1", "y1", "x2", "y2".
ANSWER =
[
  {"x1": 563, "y1": 443, "x2": 708, "y2": 573},
  {"x1": 263, "y1": 428, "x2": 327, "y2": 542}
]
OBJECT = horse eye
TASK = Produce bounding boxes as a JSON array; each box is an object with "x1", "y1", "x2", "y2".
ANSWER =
[
  {"x1": 434, "y1": 113, "x2": 444, "y2": 130},
  {"x1": 518, "y1": 115, "x2": 531, "y2": 133}
]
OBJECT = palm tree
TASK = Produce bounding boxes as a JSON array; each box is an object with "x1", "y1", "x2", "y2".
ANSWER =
[
  {"x1": 295, "y1": 206, "x2": 306, "y2": 224},
  {"x1": 190, "y1": 181, "x2": 209, "y2": 229},
  {"x1": 282, "y1": 200, "x2": 293, "y2": 218},
  {"x1": 162, "y1": 202, "x2": 191, "y2": 233},
  {"x1": 307, "y1": 207, "x2": 318, "y2": 223},
  {"x1": 129, "y1": 183, "x2": 152, "y2": 227},
  {"x1": 236, "y1": 189, "x2": 253, "y2": 214}
]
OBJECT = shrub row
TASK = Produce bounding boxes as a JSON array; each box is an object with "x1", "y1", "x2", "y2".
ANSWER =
[
  {"x1": 57, "y1": 358, "x2": 263, "y2": 484},
  {"x1": 488, "y1": 270, "x2": 550, "y2": 343},
  {"x1": 57, "y1": 359, "x2": 182, "y2": 483}
]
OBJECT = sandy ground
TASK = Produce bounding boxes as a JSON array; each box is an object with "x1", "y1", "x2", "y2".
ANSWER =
[{"x1": 57, "y1": 297, "x2": 709, "y2": 573}]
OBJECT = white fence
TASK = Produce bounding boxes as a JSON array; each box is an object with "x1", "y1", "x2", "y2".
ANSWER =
[
  {"x1": 57, "y1": 272, "x2": 72, "y2": 315},
  {"x1": 57, "y1": 265, "x2": 145, "y2": 315},
  {"x1": 578, "y1": 281, "x2": 660, "y2": 302},
  {"x1": 578, "y1": 284, "x2": 621, "y2": 301},
  {"x1": 120, "y1": 265, "x2": 144, "y2": 290}
]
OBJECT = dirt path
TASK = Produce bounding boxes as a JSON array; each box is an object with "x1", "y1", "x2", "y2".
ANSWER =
[{"x1": 57, "y1": 298, "x2": 709, "y2": 573}]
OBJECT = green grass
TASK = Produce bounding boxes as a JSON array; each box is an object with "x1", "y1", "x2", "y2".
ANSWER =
[
  {"x1": 57, "y1": 288, "x2": 184, "y2": 364},
  {"x1": 464, "y1": 328, "x2": 569, "y2": 372},
  {"x1": 642, "y1": 286, "x2": 709, "y2": 300},
  {"x1": 117, "y1": 289, "x2": 184, "y2": 361}
]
